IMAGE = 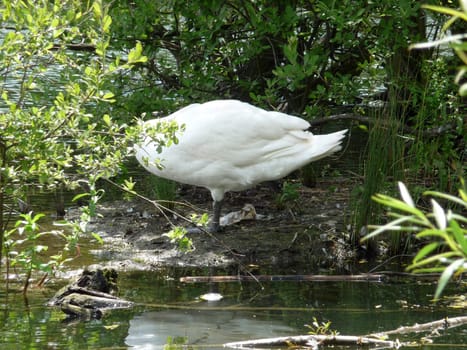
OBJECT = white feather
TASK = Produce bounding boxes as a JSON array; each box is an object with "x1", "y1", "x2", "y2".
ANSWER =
[{"x1": 135, "y1": 100, "x2": 347, "y2": 230}]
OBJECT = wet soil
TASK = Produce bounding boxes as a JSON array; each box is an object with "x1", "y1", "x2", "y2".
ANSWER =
[{"x1": 78, "y1": 178, "x2": 358, "y2": 273}]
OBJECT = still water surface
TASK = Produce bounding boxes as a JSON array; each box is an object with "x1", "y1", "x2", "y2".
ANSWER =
[{"x1": 0, "y1": 267, "x2": 465, "y2": 349}]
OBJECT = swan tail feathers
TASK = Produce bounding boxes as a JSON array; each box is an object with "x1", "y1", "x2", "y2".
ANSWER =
[{"x1": 309, "y1": 129, "x2": 347, "y2": 160}]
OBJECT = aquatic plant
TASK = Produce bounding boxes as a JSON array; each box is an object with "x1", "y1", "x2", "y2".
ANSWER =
[{"x1": 305, "y1": 317, "x2": 339, "y2": 336}]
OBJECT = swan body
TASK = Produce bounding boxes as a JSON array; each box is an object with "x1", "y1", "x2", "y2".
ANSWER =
[{"x1": 136, "y1": 100, "x2": 347, "y2": 231}]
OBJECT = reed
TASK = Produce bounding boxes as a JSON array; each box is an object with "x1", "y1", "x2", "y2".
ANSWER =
[{"x1": 351, "y1": 89, "x2": 406, "y2": 255}]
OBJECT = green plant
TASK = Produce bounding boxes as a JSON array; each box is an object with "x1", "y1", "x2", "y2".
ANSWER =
[
  {"x1": 138, "y1": 176, "x2": 177, "y2": 210},
  {"x1": 305, "y1": 317, "x2": 338, "y2": 336},
  {"x1": 406, "y1": 2, "x2": 467, "y2": 193},
  {"x1": 0, "y1": 0, "x2": 148, "y2": 289},
  {"x1": 351, "y1": 103, "x2": 405, "y2": 252},
  {"x1": 4, "y1": 212, "x2": 73, "y2": 293},
  {"x1": 275, "y1": 181, "x2": 301, "y2": 210},
  {"x1": 164, "y1": 336, "x2": 189, "y2": 350},
  {"x1": 351, "y1": 1, "x2": 466, "y2": 252},
  {"x1": 163, "y1": 226, "x2": 195, "y2": 252},
  {"x1": 363, "y1": 181, "x2": 466, "y2": 299},
  {"x1": 410, "y1": 3, "x2": 467, "y2": 97}
]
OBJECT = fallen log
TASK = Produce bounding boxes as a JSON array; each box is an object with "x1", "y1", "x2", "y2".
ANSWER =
[
  {"x1": 224, "y1": 334, "x2": 400, "y2": 349},
  {"x1": 223, "y1": 316, "x2": 467, "y2": 349},
  {"x1": 180, "y1": 274, "x2": 384, "y2": 283}
]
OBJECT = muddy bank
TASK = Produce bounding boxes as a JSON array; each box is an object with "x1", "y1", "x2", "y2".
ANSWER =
[{"x1": 78, "y1": 179, "x2": 358, "y2": 273}]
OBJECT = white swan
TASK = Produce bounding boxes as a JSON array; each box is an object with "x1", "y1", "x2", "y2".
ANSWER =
[{"x1": 136, "y1": 100, "x2": 347, "y2": 232}]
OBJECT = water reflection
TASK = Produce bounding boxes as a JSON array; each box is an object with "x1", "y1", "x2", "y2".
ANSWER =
[{"x1": 126, "y1": 309, "x2": 295, "y2": 348}]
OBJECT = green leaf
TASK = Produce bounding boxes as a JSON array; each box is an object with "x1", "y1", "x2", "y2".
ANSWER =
[
  {"x1": 103, "y1": 114, "x2": 111, "y2": 126},
  {"x1": 372, "y1": 194, "x2": 426, "y2": 219},
  {"x1": 422, "y1": 5, "x2": 467, "y2": 22},
  {"x1": 434, "y1": 259, "x2": 465, "y2": 299},
  {"x1": 51, "y1": 17, "x2": 60, "y2": 28},
  {"x1": 424, "y1": 190, "x2": 467, "y2": 209},
  {"x1": 102, "y1": 14, "x2": 112, "y2": 32},
  {"x1": 127, "y1": 41, "x2": 147, "y2": 64},
  {"x1": 408, "y1": 251, "x2": 458, "y2": 270},
  {"x1": 362, "y1": 215, "x2": 415, "y2": 242},
  {"x1": 72, "y1": 193, "x2": 90, "y2": 202},
  {"x1": 449, "y1": 219, "x2": 467, "y2": 253},
  {"x1": 283, "y1": 37, "x2": 298, "y2": 65},
  {"x1": 357, "y1": 124, "x2": 368, "y2": 132},
  {"x1": 103, "y1": 92, "x2": 115, "y2": 101},
  {"x1": 92, "y1": 1, "x2": 102, "y2": 19},
  {"x1": 91, "y1": 232, "x2": 104, "y2": 244},
  {"x1": 30, "y1": 213, "x2": 46, "y2": 222},
  {"x1": 413, "y1": 242, "x2": 440, "y2": 263},
  {"x1": 416, "y1": 228, "x2": 448, "y2": 240}
]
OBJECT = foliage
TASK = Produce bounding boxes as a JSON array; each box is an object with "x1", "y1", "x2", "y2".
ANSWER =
[
  {"x1": 411, "y1": 2, "x2": 467, "y2": 96},
  {"x1": 4, "y1": 212, "x2": 52, "y2": 292},
  {"x1": 352, "y1": 0, "x2": 466, "y2": 252},
  {"x1": 163, "y1": 226, "x2": 194, "y2": 252},
  {"x1": 0, "y1": 0, "x2": 147, "y2": 291},
  {"x1": 106, "y1": 0, "x2": 442, "y2": 114},
  {"x1": 305, "y1": 317, "x2": 338, "y2": 336},
  {"x1": 275, "y1": 181, "x2": 301, "y2": 210},
  {"x1": 358, "y1": 1, "x2": 466, "y2": 297},
  {"x1": 107, "y1": 1, "x2": 464, "y2": 244},
  {"x1": 0, "y1": 0, "x2": 465, "y2": 278},
  {"x1": 351, "y1": 103, "x2": 405, "y2": 250},
  {"x1": 161, "y1": 212, "x2": 210, "y2": 252},
  {"x1": 363, "y1": 182, "x2": 467, "y2": 299},
  {"x1": 163, "y1": 336, "x2": 189, "y2": 350}
]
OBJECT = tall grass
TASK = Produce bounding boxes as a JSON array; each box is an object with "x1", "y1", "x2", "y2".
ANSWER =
[{"x1": 351, "y1": 90, "x2": 406, "y2": 254}]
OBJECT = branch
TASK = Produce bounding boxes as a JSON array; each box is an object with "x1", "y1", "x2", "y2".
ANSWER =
[
  {"x1": 225, "y1": 334, "x2": 399, "y2": 349},
  {"x1": 370, "y1": 315, "x2": 467, "y2": 337},
  {"x1": 309, "y1": 113, "x2": 459, "y2": 138},
  {"x1": 224, "y1": 316, "x2": 467, "y2": 349},
  {"x1": 51, "y1": 43, "x2": 96, "y2": 52},
  {"x1": 308, "y1": 113, "x2": 371, "y2": 127},
  {"x1": 180, "y1": 274, "x2": 384, "y2": 283}
]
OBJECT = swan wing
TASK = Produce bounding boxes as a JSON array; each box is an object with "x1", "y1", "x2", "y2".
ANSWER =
[{"x1": 136, "y1": 100, "x2": 346, "y2": 195}]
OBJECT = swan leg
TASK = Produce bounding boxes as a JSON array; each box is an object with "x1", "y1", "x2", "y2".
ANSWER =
[{"x1": 208, "y1": 200, "x2": 223, "y2": 232}]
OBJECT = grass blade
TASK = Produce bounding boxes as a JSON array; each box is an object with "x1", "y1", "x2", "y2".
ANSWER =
[{"x1": 434, "y1": 259, "x2": 465, "y2": 299}]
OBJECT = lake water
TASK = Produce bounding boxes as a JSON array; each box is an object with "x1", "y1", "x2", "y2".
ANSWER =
[{"x1": 0, "y1": 265, "x2": 465, "y2": 349}]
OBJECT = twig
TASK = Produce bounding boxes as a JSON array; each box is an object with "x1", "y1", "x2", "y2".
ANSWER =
[
  {"x1": 370, "y1": 316, "x2": 467, "y2": 337},
  {"x1": 308, "y1": 113, "x2": 460, "y2": 138},
  {"x1": 223, "y1": 316, "x2": 467, "y2": 349},
  {"x1": 180, "y1": 274, "x2": 384, "y2": 283}
]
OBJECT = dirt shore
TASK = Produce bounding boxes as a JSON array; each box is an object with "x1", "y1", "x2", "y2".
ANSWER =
[{"x1": 81, "y1": 178, "x2": 357, "y2": 273}]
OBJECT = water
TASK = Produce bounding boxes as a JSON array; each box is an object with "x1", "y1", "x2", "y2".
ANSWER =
[{"x1": 0, "y1": 267, "x2": 465, "y2": 349}]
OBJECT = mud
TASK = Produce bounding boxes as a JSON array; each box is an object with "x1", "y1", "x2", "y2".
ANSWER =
[{"x1": 79, "y1": 179, "x2": 357, "y2": 273}]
